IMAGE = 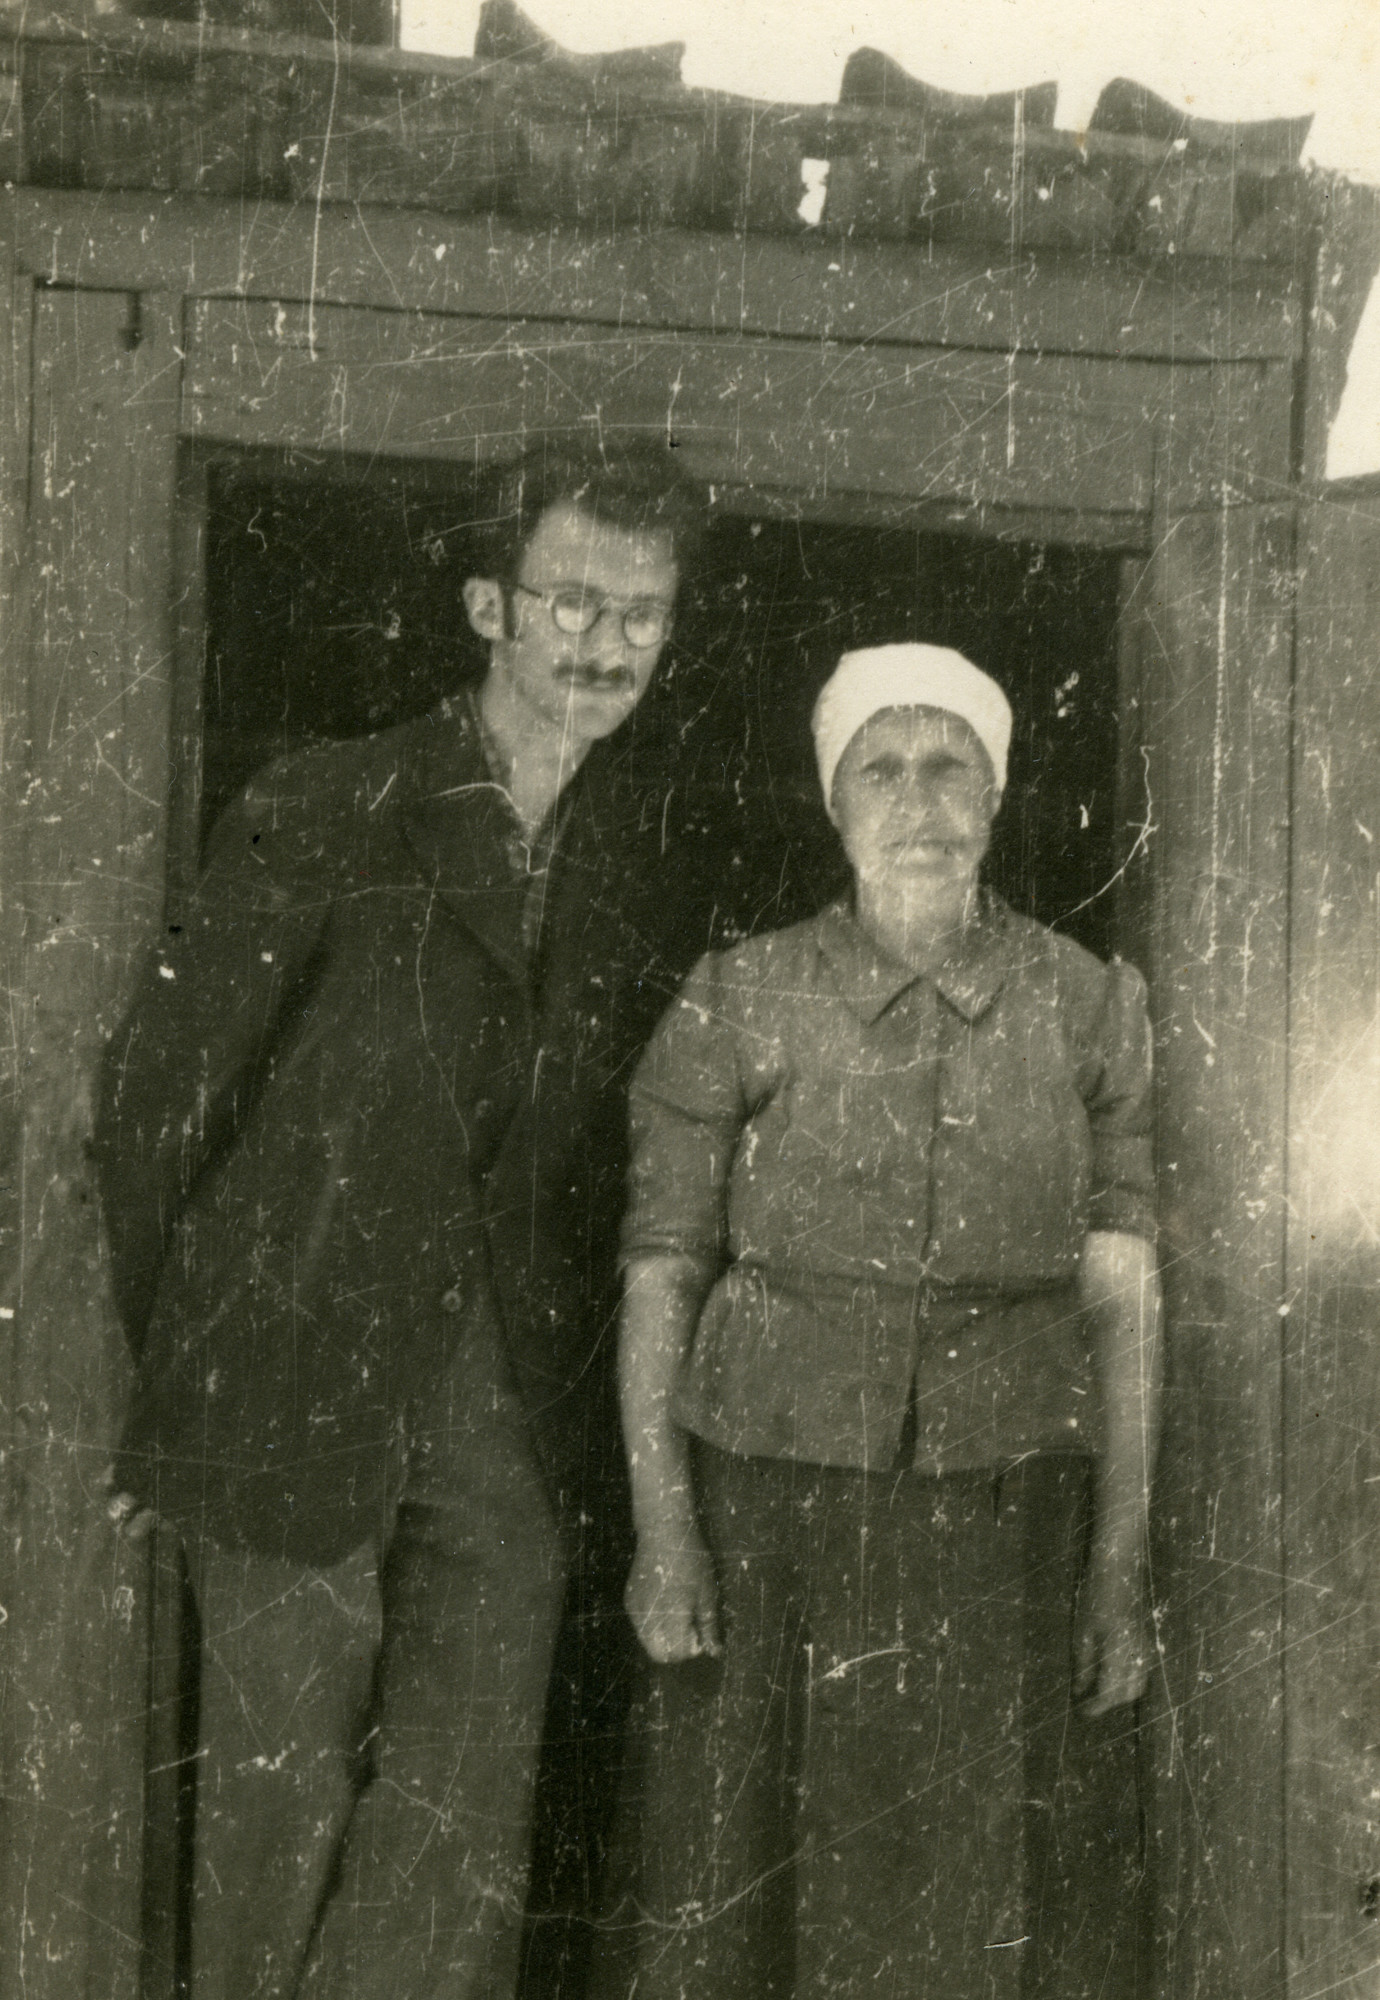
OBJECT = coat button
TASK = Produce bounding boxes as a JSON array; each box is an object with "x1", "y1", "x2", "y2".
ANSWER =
[{"x1": 440, "y1": 1287, "x2": 465, "y2": 1315}]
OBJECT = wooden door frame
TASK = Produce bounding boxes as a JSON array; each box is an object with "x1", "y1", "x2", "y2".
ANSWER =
[
  {"x1": 0, "y1": 179, "x2": 1374, "y2": 1991},
  {"x1": 0, "y1": 281, "x2": 183, "y2": 2000},
  {"x1": 144, "y1": 405, "x2": 1194, "y2": 2000},
  {"x1": 1282, "y1": 489, "x2": 1380, "y2": 1998},
  {"x1": 1121, "y1": 493, "x2": 1299, "y2": 2000}
]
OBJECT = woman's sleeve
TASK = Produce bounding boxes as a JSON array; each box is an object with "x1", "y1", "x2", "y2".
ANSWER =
[
  {"x1": 621, "y1": 951, "x2": 748, "y2": 1268},
  {"x1": 1083, "y1": 958, "x2": 1158, "y2": 1242}
]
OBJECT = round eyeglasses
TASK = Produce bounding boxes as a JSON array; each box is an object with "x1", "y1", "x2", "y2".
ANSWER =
[{"x1": 510, "y1": 581, "x2": 673, "y2": 651}]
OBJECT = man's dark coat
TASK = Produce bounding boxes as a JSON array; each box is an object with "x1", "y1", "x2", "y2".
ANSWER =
[{"x1": 94, "y1": 698, "x2": 719, "y2": 1565}]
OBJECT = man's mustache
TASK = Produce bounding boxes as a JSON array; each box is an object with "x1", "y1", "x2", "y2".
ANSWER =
[{"x1": 559, "y1": 662, "x2": 637, "y2": 690}]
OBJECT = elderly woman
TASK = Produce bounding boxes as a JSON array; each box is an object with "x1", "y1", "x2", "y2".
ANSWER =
[{"x1": 607, "y1": 644, "x2": 1163, "y2": 1998}]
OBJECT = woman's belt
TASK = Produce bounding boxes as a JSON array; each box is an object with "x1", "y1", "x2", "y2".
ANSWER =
[{"x1": 735, "y1": 1261, "x2": 1081, "y2": 1310}]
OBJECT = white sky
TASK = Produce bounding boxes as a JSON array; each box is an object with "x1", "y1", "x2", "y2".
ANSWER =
[{"x1": 400, "y1": 0, "x2": 1380, "y2": 478}]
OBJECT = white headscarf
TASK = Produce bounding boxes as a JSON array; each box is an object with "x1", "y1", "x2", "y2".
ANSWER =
[{"x1": 811, "y1": 644, "x2": 1012, "y2": 819}]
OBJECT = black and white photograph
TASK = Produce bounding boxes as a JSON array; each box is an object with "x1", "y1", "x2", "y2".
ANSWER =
[{"x1": 1, "y1": 0, "x2": 1378, "y2": 1994}]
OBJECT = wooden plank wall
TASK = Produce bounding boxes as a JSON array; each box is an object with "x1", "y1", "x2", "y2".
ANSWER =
[
  {"x1": 1127, "y1": 503, "x2": 1297, "y2": 2000},
  {"x1": 1283, "y1": 492, "x2": 1380, "y2": 1998},
  {"x1": 0, "y1": 148, "x2": 31, "y2": 1341},
  {"x1": 0, "y1": 173, "x2": 34, "y2": 1996},
  {"x1": 0, "y1": 285, "x2": 180, "y2": 1999},
  {"x1": 12, "y1": 190, "x2": 1307, "y2": 366}
]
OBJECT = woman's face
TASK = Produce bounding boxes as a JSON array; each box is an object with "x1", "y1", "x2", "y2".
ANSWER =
[{"x1": 831, "y1": 706, "x2": 999, "y2": 896}]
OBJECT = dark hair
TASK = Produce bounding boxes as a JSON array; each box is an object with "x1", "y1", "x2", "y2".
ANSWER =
[{"x1": 473, "y1": 439, "x2": 707, "y2": 585}]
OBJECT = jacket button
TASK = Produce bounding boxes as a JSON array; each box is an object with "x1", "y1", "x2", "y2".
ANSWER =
[{"x1": 440, "y1": 1287, "x2": 465, "y2": 1315}]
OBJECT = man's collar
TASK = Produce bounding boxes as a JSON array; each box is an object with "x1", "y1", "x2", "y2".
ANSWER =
[
  {"x1": 816, "y1": 891, "x2": 1012, "y2": 1025},
  {"x1": 403, "y1": 692, "x2": 492, "y2": 797},
  {"x1": 413, "y1": 693, "x2": 532, "y2": 814}
]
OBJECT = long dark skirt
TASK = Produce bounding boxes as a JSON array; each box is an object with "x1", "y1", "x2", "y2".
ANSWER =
[{"x1": 591, "y1": 1445, "x2": 1147, "y2": 2000}]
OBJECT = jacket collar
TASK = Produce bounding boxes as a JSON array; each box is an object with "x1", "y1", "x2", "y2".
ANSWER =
[
  {"x1": 816, "y1": 890, "x2": 1012, "y2": 1026},
  {"x1": 396, "y1": 698, "x2": 535, "y2": 987}
]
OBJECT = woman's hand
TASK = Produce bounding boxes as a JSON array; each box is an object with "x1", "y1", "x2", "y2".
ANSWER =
[
  {"x1": 625, "y1": 1524, "x2": 722, "y2": 1664},
  {"x1": 619, "y1": 1252, "x2": 721, "y2": 1663},
  {"x1": 1074, "y1": 1533, "x2": 1151, "y2": 1715},
  {"x1": 1077, "y1": 1229, "x2": 1162, "y2": 1716}
]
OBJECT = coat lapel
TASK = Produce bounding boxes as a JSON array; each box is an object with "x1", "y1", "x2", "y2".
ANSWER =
[{"x1": 396, "y1": 701, "x2": 532, "y2": 990}]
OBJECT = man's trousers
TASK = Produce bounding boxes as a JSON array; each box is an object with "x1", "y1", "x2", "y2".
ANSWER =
[{"x1": 186, "y1": 1309, "x2": 566, "y2": 2000}]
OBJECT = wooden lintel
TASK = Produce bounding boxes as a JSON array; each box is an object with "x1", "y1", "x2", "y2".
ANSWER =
[
  {"x1": 178, "y1": 297, "x2": 1295, "y2": 518},
  {"x1": 12, "y1": 187, "x2": 1306, "y2": 365},
  {"x1": 708, "y1": 481, "x2": 1151, "y2": 547}
]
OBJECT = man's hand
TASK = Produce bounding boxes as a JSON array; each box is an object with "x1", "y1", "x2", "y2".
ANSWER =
[
  {"x1": 100, "y1": 1465, "x2": 157, "y2": 1542},
  {"x1": 625, "y1": 1525, "x2": 721, "y2": 1664},
  {"x1": 1074, "y1": 1534, "x2": 1151, "y2": 1716}
]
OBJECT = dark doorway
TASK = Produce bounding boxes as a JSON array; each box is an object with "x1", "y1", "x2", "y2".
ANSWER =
[
  {"x1": 196, "y1": 454, "x2": 1124, "y2": 957},
  {"x1": 160, "y1": 449, "x2": 1135, "y2": 2000}
]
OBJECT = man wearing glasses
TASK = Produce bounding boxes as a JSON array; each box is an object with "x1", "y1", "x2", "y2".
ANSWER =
[{"x1": 95, "y1": 443, "x2": 711, "y2": 2000}]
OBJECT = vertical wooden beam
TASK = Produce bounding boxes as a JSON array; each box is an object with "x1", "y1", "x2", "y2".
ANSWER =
[
  {"x1": 1114, "y1": 552, "x2": 1154, "y2": 971},
  {"x1": 0, "y1": 178, "x2": 35, "y2": 1992},
  {"x1": 141, "y1": 444, "x2": 212, "y2": 2000},
  {"x1": 1129, "y1": 502, "x2": 1297, "y2": 2000},
  {"x1": 0, "y1": 219, "x2": 32, "y2": 1239},
  {"x1": 1283, "y1": 491, "x2": 1380, "y2": 1997},
  {"x1": 163, "y1": 449, "x2": 210, "y2": 915},
  {"x1": 0, "y1": 285, "x2": 181, "y2": 2000}
]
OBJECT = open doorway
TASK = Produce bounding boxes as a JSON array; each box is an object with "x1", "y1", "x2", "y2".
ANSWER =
[
  {"x1": 192, "y1": 451, "x2": 1126, "y2": 957},
  {"x1": 158, "y1": 447, "x2": 1138, "y2": 1998}
]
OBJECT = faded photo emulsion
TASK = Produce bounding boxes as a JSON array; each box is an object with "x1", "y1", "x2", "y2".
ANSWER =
[{"x1": 2, "y1": 3, "x2": 1379, "y2": 1997}]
